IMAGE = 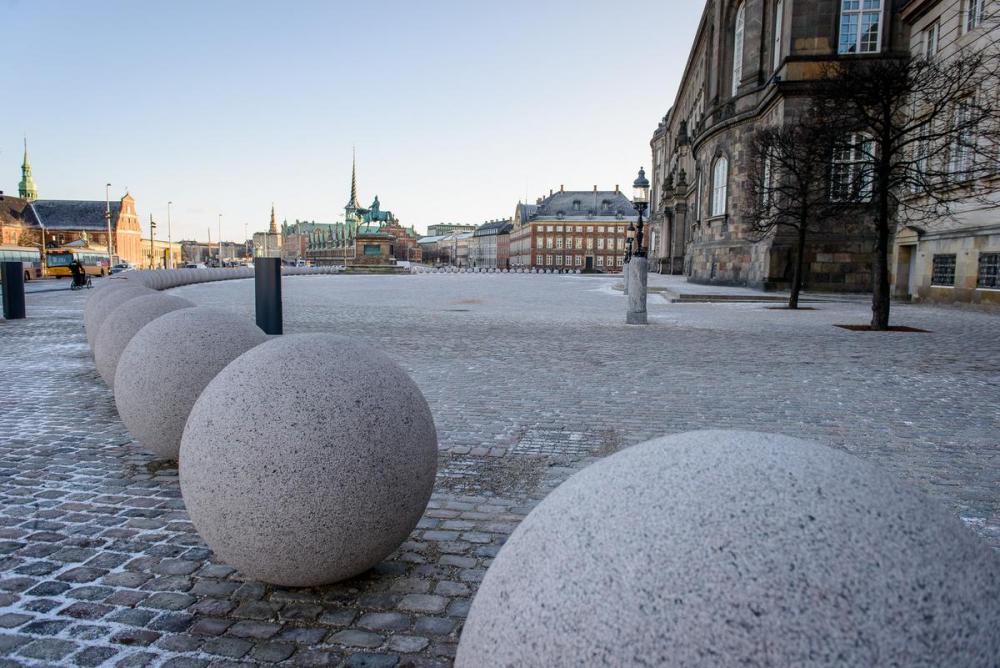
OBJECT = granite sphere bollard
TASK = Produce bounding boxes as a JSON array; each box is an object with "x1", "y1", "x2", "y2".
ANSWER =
[
  {"x1": 93, "y1": 293, "x2": 194, "y2": 387},
  {"x1": 84, "y1": 283, "x2": 156, "y2": 350},
  {"x1": 179, "y1": 333, "x2": 438, "y2": 587},
  {"x1": 456, "y1": 430, "x2": 1000, "y2": 667},
  {"x1": 114, "y1": 308, "x2": 268, "y2": 460}
]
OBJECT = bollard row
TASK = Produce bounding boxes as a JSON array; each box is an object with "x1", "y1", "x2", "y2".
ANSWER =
[
  {"x1": 80, "y1": 271, "x2": 438, "y2": 589},
  {"x1": 408, "y1": 266, "x2": 588, "y2": 275}
]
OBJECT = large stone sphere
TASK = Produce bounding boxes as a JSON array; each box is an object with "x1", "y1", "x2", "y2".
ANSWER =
[
  {"x1": 179, "y1": 334, "x2": 438, "y2": 587},
  {"x1": 114, "y1": 308, "x2": 267, "y2": 460},
  {"x1": 456, "y1": 430, "x2": 1000, "y2": 667},
  {"x1": 84, "y1": 283, "x2": 155, "y2": 350},
  {"x1": 93, "y1": 293, "x2": 194, "y2": 387}
]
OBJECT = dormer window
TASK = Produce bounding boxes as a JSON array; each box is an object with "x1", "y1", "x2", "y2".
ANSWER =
[
  {"x1": 601, "y1": 200, "x2": 611, "y2": 211},
  {"x1": 572, "y1": 200, "x2": 581, "y2": 211}
]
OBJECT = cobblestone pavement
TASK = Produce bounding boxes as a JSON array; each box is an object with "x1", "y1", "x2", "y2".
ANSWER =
[{"x1": 1, "y1": 274, "x2": 998, "y2": 666}]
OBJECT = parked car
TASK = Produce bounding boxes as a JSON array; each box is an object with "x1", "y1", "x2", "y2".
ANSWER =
[
  {"x1": 183, "y1": 263, "x2": 208, "y2": 269},
  {"x1": 110, "y1": 263, "x2": 133, "y2": 274}
]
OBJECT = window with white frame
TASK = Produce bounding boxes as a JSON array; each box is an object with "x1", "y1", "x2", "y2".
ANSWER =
[
  {"x1": 575, "y1": 255, "x2": 583, "y2": 266},
  {"x1": 712, "y1": 157, "x2": 729, "y2": 216},
  {"x1": 967, "y1": 0, "x2": 984, "y2": 32},
  {"x1": 545, "y1": 255, "x2": 552, "y2": 265},
  {"x1": 830, "y1": 133, "x2": 874, "y2": 201},
  {"x1": 586, "y1": 238, "x2": 594, "y2": 249},
  {"x1": 949, "y1": 98, "x2": 975, "y2": 178},
  {"x1": 535, "y1": 254, "x2": 544, "y2": 265},
  {"x1": 839, "y1": 0, "x2": 884, "y2": 54},
  {"x1": 617, "y1": 256, "x2": 624, "y2": 266},
  {"x1": 555, "y1": 255, "x2": 563, "y2": 265},
  {"x1": 597, "y1": 238, "x2": 605, "y2": 250},
  {"x1": 556, "y1": 238, "x2": 564, "y2": 249},
  {"x1": 596, "y1": 256, "x2": 604, "y2": 267},
  {"x1": 924, "y1": 20, "x2": 939, "y2": 60},
  {"x1": 773, "y1": 0, "x2": 784, "y2": 71},
  {"x1": 732, "y1": 2, "x2": 746, "y2": 96}
]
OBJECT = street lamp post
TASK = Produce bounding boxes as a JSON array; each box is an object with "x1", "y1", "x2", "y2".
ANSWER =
[
  {"x1": 149, "y1": 215, "x2": 157, "y2": 269},
  {"x1": 626, "y1": 167, "x2": 650, "y2": 325},
  {"x1": 167, "y1": 201, "x2": 173, "y2": 269},
  {"x1": 218, "y1": 213, "x2": 223, "y2": 267},
  {"x1": 105, "y1": 183, "x2": 114, "y2": 273}
]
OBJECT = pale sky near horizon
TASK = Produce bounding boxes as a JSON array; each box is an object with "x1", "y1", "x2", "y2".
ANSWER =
[{"x1": 2, "y1": 0, "x2": 703, "y2": 241}]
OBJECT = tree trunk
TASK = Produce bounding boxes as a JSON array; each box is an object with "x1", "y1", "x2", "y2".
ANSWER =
[
  {"x1": 871, "y1": 150, "x2": 893, "y2": 330},
  {"x1": 789, "y1": 224, "x2": 808, "y2": 309}
]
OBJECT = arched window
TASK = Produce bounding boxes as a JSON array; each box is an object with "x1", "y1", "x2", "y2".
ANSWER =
[
  {"x1": 732, "y1": 2, "x2": 746, "y2": 96},
  {"x1": 773, "y1": 0, "x2": 784, "y2": 71},
  {"x1": 712, "y1": 157, "x2": 729, "y2": 216}
]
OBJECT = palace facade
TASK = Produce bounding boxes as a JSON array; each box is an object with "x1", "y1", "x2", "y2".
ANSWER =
[
  {"x1": 648, "y1": 0, "x2": 909, "y2": 290},
  {"x1": 509, "y1": 187, "x2": 635, "y2": 272}
]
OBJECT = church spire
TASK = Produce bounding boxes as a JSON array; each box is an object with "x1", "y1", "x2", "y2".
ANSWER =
[
  {"x1": 269, "y1": 203, "x2": 278, "y2": 234},
  {"x1": 347, "y1": 148, "x2": 361, "y2": 210},
  {"x1": 18, "y1": 137, "x2": 38, "y2": 201}
]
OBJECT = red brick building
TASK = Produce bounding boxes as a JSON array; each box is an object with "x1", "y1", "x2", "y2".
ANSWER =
[{"x1": 509, "y1": 187, "x2": 637, "y2": 272}]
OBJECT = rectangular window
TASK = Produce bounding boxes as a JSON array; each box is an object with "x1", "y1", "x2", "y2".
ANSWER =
[
  {"x1": 547, "y1": 236, "x2": 554, "y2": 249},
  {"x1": 546, "y1": 255, "x2": 553, "y2": 265},
  {"x1": 978, "y1": 253, "x2": 1000, "y2": 288},
  {"x1": 556, "y1": 238, "x2": 564, "y2": 249},
  {"x1": 546, "y1": 225, "x2": 554, "y2": 232},
  {"x1": 586, "y1": 238, "x2": 594, "y2": 249},
  {"x1": 923, "y1": 20, "x2": 939, "y2": 60},
  {"x1": 575, "y1": 255, "x2": 583, "y2": 266},
  {"x1": 556, "y1": 226, "x2": 564, "y2": 232},
  {"x1": 967, "y1": 0, "x2": 984, "y2": 32},
  {"x1": 617, "y1": 256, "x2": 624, "y2": 266},
  {"x1": 575, "y1": 237, "x2": 583, "y2": 249},
  {"x1": 596, "y1": 256, "x2": 604, "y2": 267},
  {"x1": 830, "y1": 133, "x2": 874, "y2": 202},
  {"x1": 839, "y1": 0, "x2": 883, "y2": 54},
  {"x1": 949, "y1": 98, "x2": 975, "y2": 178},
  {"x1": 536, "y1": 254, "x2": 544, "y2": 265},
  {"x1": 932, "y1": 254, "x2": 957, "y2": 286},
  {"x1": 597, "y1": 238, "x2": 605, "y2": 250},
  {"x1": 555, "y1": 255, "x2": 563, "y2": 265},
  {"x1": 576, "y1": 226, "x2": 583, "y2": 233}
]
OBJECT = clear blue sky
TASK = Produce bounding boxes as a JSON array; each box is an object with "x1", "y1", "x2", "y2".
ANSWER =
[{"x1": 2, "y1": 0, "x2": 702, "y2": 240}]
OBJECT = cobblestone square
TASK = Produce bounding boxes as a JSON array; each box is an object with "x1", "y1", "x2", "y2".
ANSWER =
[{"x1": 1, "y1": 274, "x2": 998, "y2": 666}]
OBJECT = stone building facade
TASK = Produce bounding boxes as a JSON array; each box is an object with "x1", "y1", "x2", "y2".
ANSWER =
[
  {"x1": 508, "y1": 187, "x2": 635, "y2": 272},
  {"x1": 468, "y1": 219, "x2": 513, "y2": 268},
  {"x1": 890, "y1": 0, "x2": 1000, "y2": 306},
  {"x1": 649, "y1": 0, "x2": 911, "y2": 290}
]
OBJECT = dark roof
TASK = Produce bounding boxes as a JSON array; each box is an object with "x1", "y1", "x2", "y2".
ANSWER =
[
  {"x1": 473, "y1": 219, "x2": 513, "y2": 236},
  {"x1": 532, "y1": 190, "x2": 635, "y2": 220},
  {"x1": 0, "y1": 195, "x2": 34, "y2": 227},
  {"x1": 27, "y1": 200, "x2": 122, "y2": 230}
]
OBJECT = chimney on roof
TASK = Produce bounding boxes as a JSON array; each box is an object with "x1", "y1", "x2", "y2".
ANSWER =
[
  {"x1": 560, "y1": 184, "x2": 564, "y2": 193},
  {"x1": 549, "y1": 189, "x2": 553, "y2": 196},
  {"x1": 593, "y1": 185, "x2": 597, "y2": 192},
  {"x1": 536, "y1": 197, "x2": 542, "y2": 205},
  {"x1": 615, "y1": 184, "x2": 620, "y2": 193}
]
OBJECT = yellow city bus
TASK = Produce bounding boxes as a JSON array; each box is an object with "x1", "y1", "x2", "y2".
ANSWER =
[
  {"x1": 0, "y1": 245, "x2": 43, "y2": 281},
  {"x1": 46, "y1": 247, "x2": 110, "y2": 278}
]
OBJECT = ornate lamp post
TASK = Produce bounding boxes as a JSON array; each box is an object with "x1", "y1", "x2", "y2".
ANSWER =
[
  {"x1": 632, "y1": 167, "x2": 650, "y2": 254},
  {"x1": 626, "y1": 167, "x2": 651, "y2": 325}
]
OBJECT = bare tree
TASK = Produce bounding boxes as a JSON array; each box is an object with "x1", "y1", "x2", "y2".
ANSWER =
[
  {"x1": 743, "y1": 106, "x2": 841, "y2": 309},
  {"x1": 817, "y1": 9, "x2": 1000, "y2": 329}
]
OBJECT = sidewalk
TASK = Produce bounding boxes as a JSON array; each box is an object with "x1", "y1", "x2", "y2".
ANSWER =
[{"x1": 642, "y1": 273, "x2": 869, "y2": 303}]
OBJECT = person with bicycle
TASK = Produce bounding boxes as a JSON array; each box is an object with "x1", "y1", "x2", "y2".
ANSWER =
[{"x1": 69, "y1": 259, "x2": 87, "y2": 289}]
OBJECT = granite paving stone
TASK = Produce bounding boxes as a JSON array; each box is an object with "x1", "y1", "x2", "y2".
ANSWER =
[{"x1": 0, "y1": 274, "x2": 997, "y2": 666}]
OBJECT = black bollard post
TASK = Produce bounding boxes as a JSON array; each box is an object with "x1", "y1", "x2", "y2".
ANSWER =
[
  {"x1": 254, "y1": 257, "x2": 282, "y2": 335},
  {"x1": 1, "y1": 262, "x2": 26, "y2": 320}
]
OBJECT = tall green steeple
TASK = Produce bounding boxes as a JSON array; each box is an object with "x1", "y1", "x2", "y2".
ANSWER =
[{"x1": 18, "y1": 138, "x2": 38, "y2": 201}]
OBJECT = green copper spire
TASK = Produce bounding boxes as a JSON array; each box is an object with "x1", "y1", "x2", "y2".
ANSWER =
[
  {"x1": 346, "y1": 148, "x2": 360, "y2": 210},
  {"x1": 18, "y1": 137, "x2": 38, "y2": 201}
]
